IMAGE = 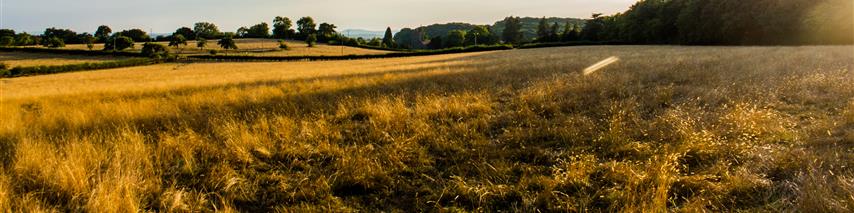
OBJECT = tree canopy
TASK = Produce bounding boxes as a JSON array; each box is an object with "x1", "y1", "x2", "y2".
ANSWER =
[{"x1": 194, "y1": 22, "x2": 221, "y2": 39}]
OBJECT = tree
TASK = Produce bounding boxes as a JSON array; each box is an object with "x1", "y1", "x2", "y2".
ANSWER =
[
  {"x1": 444, "y1": 30, "x2": 467, "y2": 47},
  {"x1": 218, "y1": 36, "x2": 238, "y2": 54},
  {"x1": 296, "y1": 17, "x2": 317, "y2": 39},
  {"x1": 562, "y1": 23, "x2": 579, "y2": 42},
  {"x1": 15, "y1": 33, "x2": 35, "y2": 46},
  {"x1": 318, "y1": 23, "x2": 337, "y2": 43},
  {"x1": 169, "y1": 34, "x2": 188, "y2": 53},
  {"x1": 197, "y1": 38, "x2": 207, "y2": 50},
  {"x1": 174, "y1": 27, "x2": 195, "y2": 40},
  {"x1": 81, "y1": 33, "x2": 96, "y2": 50},
  {"x1": 427, "y1": 36, "x2": 444, "y2": 49},
  {"x1": 44, "y1": 28, "x2": 80, "y2": 44},
  {"x1": 278, "y1": 40, "x2": 290, "y2": 50},
  {"x1": 0, "y1": 36, "x2": 14, "y2": 46},
  {"x1": 306, "y1": 34, "x2": 317, "y2": 47},
  {"x1": 536, "y1": 17, "x2": 550, "y2": 42},
  {"x1": 501, "y1": 16, "x2": 523, "y2": 44},
  {"x1": 118, "y1": 29, "x2": 150, "y2": 42},
  {"x1": 465, "y1": 25, "x2": 498, "y2": 46},
  {"x1": 95, "y1": 25, "x2": 112, "y2": 42},
  {"x1": 0, "y1": 29, "x2": 14, "y2": 38},
  {"x1": 382, "y1": 27, "x2": 395, "y2": 48},
  {"x1": 142, "y1": 42, "x2": 169, "y2": 58},
  {"x1": 43, "y1": 37, "x2": 65, "y2": 48},
  {"x1": 549, "y1": 22, "x2": 561, "y2": 42},
  {"x1": 273, "y1": 16, "x2": 294, "y2": 39},
  {"x1": 194, "y1": 22, "x2": 221, "y2": 39},
  {"x1": 105, "y1": 36, "x2": 134, "y2": 51},
  {"x1": 245, "y1": 23, "x2": 270, "y2": 38},
  {"x1": 581, "y1": 13, "x2": 606, "y2": 41}
]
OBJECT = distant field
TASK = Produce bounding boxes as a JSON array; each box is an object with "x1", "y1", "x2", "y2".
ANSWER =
[
  {"x1": 0, "y1": 51, "x2": 128, "y2": 68},
  {"x1": 59, "y1": 38, "x2": 393, "y2": 56},
  {"x1": 1, "y1": 46, "x2": 853, "y2": 212}
]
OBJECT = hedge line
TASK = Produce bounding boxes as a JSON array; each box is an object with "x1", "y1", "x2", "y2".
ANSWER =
[
  {"x1": 188, "y1": 44, "x2": 514, "y2": 62},
  {"x1": 0, "y1": 47, "x2": 147, "y2": 57},
  {"x1": 517, "y1": 41, "x2": 631, "y2": 49},
  {"x1": 1, "y1": 58, "x2": 157, "y2": 78}
]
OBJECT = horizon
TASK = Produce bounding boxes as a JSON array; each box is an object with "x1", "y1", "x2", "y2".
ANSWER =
[{"x1": 0, "y1": 0, "x2": 636, "y2": 34}]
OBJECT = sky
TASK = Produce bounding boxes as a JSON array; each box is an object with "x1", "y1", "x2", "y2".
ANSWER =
[{"x1": 0, "y1": 0, "x2": 637, "y2": 34}]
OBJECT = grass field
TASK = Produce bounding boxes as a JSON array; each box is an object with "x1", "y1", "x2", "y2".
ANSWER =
[
  {"x1": 59, "y1": 38, "x2": 393, "y2": 56},
  {"x1": 0, "y1": 46, "x2": 852, "y2": 212},
  {"x1": 0, "y1": 52, "x2": 129, "y2": 68}
]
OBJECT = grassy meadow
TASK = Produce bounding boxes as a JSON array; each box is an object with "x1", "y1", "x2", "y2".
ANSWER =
[
  {"x1": 0, "y1": 46, "x2": 853, "y2": 211},
  {"x1": 58, "y1": 38, "x2": 393, "y2": 56}
]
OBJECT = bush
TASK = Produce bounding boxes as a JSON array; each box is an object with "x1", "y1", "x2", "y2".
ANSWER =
[
  {"x1": 306, "y1": 34, "x2": 317, "y2": 47},
  {"x1": 105, "y1": 36, "x2": 135, "y2": 51},
  {"x1": 0, "y1": 36, "x2": 14, "y2": 46},
  {"x1": 43, "y1": 37, "x2": 65, "y2": 48},
  {"x1": 209, "y1": 50, "x2": 218, "y2": 55},
  {"x1": 0, "y1": 63, "x2": 8, "y2": 70},
  {"x1": 141, "y1": 42, "x2": 169, "y2": 58},
  {"x1": 2, "y1": 58, "x2": 155, "y2": 78}
]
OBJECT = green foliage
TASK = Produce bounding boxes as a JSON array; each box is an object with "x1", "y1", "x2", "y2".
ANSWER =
[
  {"x1": 188, "y1": 44, "x2": 513, "y2": 61},
  {"x1": 169, "y1": 34, "x2": 188, "y2": 48},
  {"x1": 105, "y1": 36, "x2": 134, "y2": 51},
  {"x1": 1, "y1": 58, "x2": 155, "y2": 78},
  {"x1": 174, "y1": 27, "x2": 196, "y2": 40},
  {"x1": 0, "y1": 62, "x2": 8, "y2": 70},
  {"x1": 218, "y1": 36, "x2": 238, "y2": 51},
  {"x1": 444, "y1": 30, "x2": 466, "y2": 48},
  {"x1": 142, "y1": 42, "x2": 170, "y2": 58},
  {"x1": 118, "y1": 29, "x2": 151, "y2": 42},
  {"x1": 95, "y1": 25, "x2": 112, "y2": 42},
  {"x1": 382, "y1": 27, "x2": 395, "y2": 48},
  {"x1": 194, "y1": 22, "x2": 222, "y2": 39},
  {"x1": 297, "y1": 17, "x2": 317, "y2": 39},
  {"x1": 278, "y1": 40, "x2": 290, "y2": 50},
  {"x1": 43, "y1": 28, "x2": 82, "y2": 44},
  {"x1": 238, "y1": 22, "x2": 270, "y2": 38},
  {"x1": 493, "y1": 17, "x2": 586, "y2": 42},
  {"x1": 0, "y1": 36, "x2": 14, "y2": 46},
  {"x1": 43, "y1": 37, "x2": 66, "y2": 48},
  {"x1": 209, "y1": 49, "x2": 218, "y2": 55},
  {"x1": 501, "y1": 16, "x2": 523, "y2": 44},
  {"x1": 0, "y1": 29, "x2": 14, "y2": 38},
  {"x1": 318, "y1": 23, "x2": 337, "y2": 43},
  {"x1": 15, "y1": 33, "x2": 35, "y2": 46},
  {"x1": 465, "y1": 25, "x2": 499, "y2": 46},
  {"x1": 306, "y1": 34, "x2": 318, "y2": 47},
  {"x1": 197, "y1": 38, "x2": 207, "y2": 49},
  {"x1": 273, "y1": 16, "x2": 295, "y2": 39}
]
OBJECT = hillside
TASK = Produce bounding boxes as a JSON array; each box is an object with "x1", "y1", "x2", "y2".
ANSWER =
[{"x1": 394, "y1": 17, "x2": 586, "y2": 48}]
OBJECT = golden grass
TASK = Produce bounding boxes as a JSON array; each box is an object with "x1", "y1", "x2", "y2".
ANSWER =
[
  {"x1": 0, "y1": 45, "x2": 852, "y2": 211},
  {"x1": 0, "y1": 52, "x2": 128, "y2": 68},
  {"x1": 60, "y1": 38, "x2": 393, "y2": 56}
]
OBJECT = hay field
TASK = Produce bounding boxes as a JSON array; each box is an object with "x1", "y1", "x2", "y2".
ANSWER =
[
  {"x1": 0, "y1": 52, "x2": 128, "y2": 68},
  {"x1": 0, "y1": 46, "x2": 853, "y2": 212},
  {"x1": 60, "y1": 38, "x2": 393, "y2": 56}
]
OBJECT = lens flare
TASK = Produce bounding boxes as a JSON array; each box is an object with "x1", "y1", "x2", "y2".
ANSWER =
[{"x1": 583, "y1": 56, "x2": 619, "y2": 75}]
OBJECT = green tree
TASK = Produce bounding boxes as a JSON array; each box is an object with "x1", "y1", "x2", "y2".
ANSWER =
[
  {"x1": 0, "y1": 29, "x2": 13, "y2": 38},
  {"x1": 562, "y1": 23, "x2": 579, "y2": 42},
  {"x1": 382, "y1": 27, "x2": 395, "y2": 48},
  {"x1": 15, "y1": 33, "x2": 35, "y2": 46},
  {"x1": 95, "y1": 25, "x2": 112, "y2": 43},
  {"x1": 581, "y1": 14, "x2": 606, "y2": 41},
  {"x1": 501, "y1": 16, "x2": 523, "y2": 44},
  {"x1": 218, "y1": 36, "x2": 238, "y2": 54},
  {"x1": 549, "y1": 22, "x2": 561, "y2": 42},
  {"x1": 174, "y1": 27, "x2": 196, "y2": 40},
  {"x1": 0, "y1": 36, "x2": 14, "y2": 46},
  {"x1": 105, "y1": 36, "x2": 134, "y2": 51},
  {"x1": 194, "y1": 22, "x2": 221, "y2": 39},
  {"x1": 427, "y1": 36, "x2": 443, "y2": 49},
  {"x1": 196, "y1": 38, "x2": 207, "y2": 50},
  {"x1": 141, "y1": 42, "x2": 169, "y2": 58},
  {"x1": 306, "y1": 34, "x2": 317, "y2": 47},
  {"x1": 273, "y1": 16, "x2": 294, "y2": 39},
  {"x1": 296, "y1": 17, "x2": 317, "y2": 39},
  {"x1": 118, "y1": 29, "x2": 150, "y2": 42},
  {"x1": 536, "y1": 17, "x2": 550, "y2": 42},
  {"x1": 318, "y1": 23, "x2": 337, "y2": 43},
  {"x1": 444, "y1": 30, "x2": 467, "y2": 47},
  {"x1": 278, "y1": 40, "x2": 290, "y2": 50},
  {"x1": 465, "y1": 25, "x2": 498, "y2": 46},
  {"x1": 81, "y1": 33, "x2": 96, "y2": 50},
  {"x1": 169, "y1": 34, "x2": 188, "y2": 53},
  {"x1": 43, "y1": 37, "x2": 66, "y2": 48}
]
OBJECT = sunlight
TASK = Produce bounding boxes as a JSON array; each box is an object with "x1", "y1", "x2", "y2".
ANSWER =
[{"x1": 583, "y1": 56, "x2": 619, "y2": 75}]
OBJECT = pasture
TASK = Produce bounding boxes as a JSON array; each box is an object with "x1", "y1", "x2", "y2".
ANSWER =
[
  {"x1": 58, "y1": 38, "x2": 394, "y2": 56},
  {"x1": 0, "y1": 46, "x2": 852, "y2": 212},
  {"x1": 0, "y1": 52, "x2": 128, "y2": 68}
]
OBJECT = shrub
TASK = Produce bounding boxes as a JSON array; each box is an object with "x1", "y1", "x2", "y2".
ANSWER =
[
  {"x1": 43, "y1": 37, "x2": 65, "y2": 48},
  {"x1": 105, "y1": 36, "x2": 135, "y2": 51},
  {"x1": 0, "y1": 63, "x2": 8, "y2": 70},
  {"x1": 306, "y1": 34, "x2": 317, "y2": 47},
  {"x1": 209, "y1": 50, "x2": 218, "y2": 55},
  {"x1": 0, "y1": 36, "x2": 13, "y2": 46},
  {"x1": 141, "y1": 42, "x2": 169, "y2": 58}
]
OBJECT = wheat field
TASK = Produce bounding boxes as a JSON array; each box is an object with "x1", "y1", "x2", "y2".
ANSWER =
[
  {"x1": 59, "y1": 39, "x2": 393, "y2": 56},
  {"x1": 0, "y1": 46, "x2": 853, "y2": 212},
  {"x1": 0, "y1": 52, "x2": 128, "y2": 68}
]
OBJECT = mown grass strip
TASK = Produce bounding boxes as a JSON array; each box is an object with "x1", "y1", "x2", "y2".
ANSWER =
[{"x1": 1, "y1": 58, "x2": 157, "y2": 78}]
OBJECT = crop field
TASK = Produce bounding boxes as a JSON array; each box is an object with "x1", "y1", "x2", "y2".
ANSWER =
[
  {"x1": 0, "y1": 52, "x2": 128, "y2": 68},
  {"x1": 59, "y1": 38, "x2": 393, "y2": 56},
  {"x1": 0, "y1": 46, "x2": 852, "y2": 212}
]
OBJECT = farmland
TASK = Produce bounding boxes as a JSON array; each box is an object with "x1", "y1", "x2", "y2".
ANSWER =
[
  {"x1": 57, "y1": 38, "x2": 394, "y2": 56},
  {"x1": 0, "y1": 52, "x2": 128, "y2": 68},
  {"x1": 1, "y1": 45, "x2": 852, "y2": 211}
]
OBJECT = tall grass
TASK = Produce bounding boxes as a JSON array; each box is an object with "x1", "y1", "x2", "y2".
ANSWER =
[{"x1": 0, "y1": 46, "x2": 852, "y2": 211}]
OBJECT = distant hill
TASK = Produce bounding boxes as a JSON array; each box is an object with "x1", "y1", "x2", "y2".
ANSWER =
[
  {"x1": 492, "y1": 17, "x2": 586, "y2": 42},
  {"x1": 342, "y1": 29, "x2": 391, "y2": 39}
]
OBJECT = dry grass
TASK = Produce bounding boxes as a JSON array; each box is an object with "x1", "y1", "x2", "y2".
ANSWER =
[
  {"x1": 0, "y1": 45, "x2": 852, "y2": 212},
  {"x1": 0, "y1": 52, "x2": 128, "y2": 68},
  {"x1": 60, "y1": 38, "x2": 393, "y2": 56}
]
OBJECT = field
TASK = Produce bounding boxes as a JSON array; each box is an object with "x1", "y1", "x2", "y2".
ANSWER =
[
  {"x1": 0, "y1": 46, "x2": 853, "y2": 212},
  {"x1": 59, "y1": 38, "x2": 393, "y2": 56},
  {"x1": 0, "y1": 52, "x2": 128, "y2": 68}
]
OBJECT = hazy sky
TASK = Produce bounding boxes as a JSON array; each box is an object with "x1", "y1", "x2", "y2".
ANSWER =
[{"x1": 0, "y1": 0, "x2": 637, "y2": 33}]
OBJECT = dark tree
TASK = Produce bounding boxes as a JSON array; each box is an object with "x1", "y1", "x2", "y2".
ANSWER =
[
  {"x1": 105, "y1": 36, "x2": 134, "y2": 51},
  {"x1": 317, "y1": 23, "x2": 337, "y2": 43},
  {"x1": 562, "y1": 23, "x2": 579, "y2": 42},
  {"x1": 142, "y1": 42, "x2": 169, "y2": 58},
  {"x1": 0, "y1": 36, "x2": 14, "y2": 46},
  {"x1": 427, "y1": 36, "x2": 444, "y2": 49},
  {"x1": 15, "y1": 33, "x2": 35, "y2": 46},
  {"x1": 197, "y1": 38, "x2": 207, "y2": 50},
  {"x1": 80, "y1": 33, "x2": 96, "y2": 50},
  {"x1": 273, "y1": 16, "x2": 295, "y2": 39},
  {"x1": 44, "y1": 28, "x2": 80, "y2": 44},
  {"x1": 501, "y1": 16, "x2": 523, "y2": 44},
  {"x1": 169, "y1": 34, "x2": 188, "y2": 52},
  {"x1": 444, "y1": 30, "x2": 467, "y2": 47},
  {"x1": 174, "y1": 27, "x2": 196, "y2": 40},
  {"x1": 95, "y1": 25, "x2": 112, "y2": 42},
  {"x1": 306, "y1": 34, "x2": 318, "y2": 47},
  {"x1": 0, "y1": 29, "x2": 14, "y2": 38},
  {"x1": 536, "y1": 17, "x2": 550, "y2": 42},
  {"x1": 118, "y1": 29, "x2": 150, "y2": 42},
  {"x1": 549, "y1": 22, "x2": 561, "y2": 42},
  {"x1": 581, "y1": 14, "x2": 606, "y2": 41},
  {"x1": 382, "y1": 27, "x2": 395, "y2": 48},
  {"x1": 43, "y1": 37, "x2": 66, "y2": 48},
  {"x1": 296, "y1": 17, "x2": 317, "y2": 39},
  {"x1": 194, "y1": 22, "x2": 221, "y2": 39},
  {"x1": 218, "y1": 36, "x2": 238, "y2": 54}
]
